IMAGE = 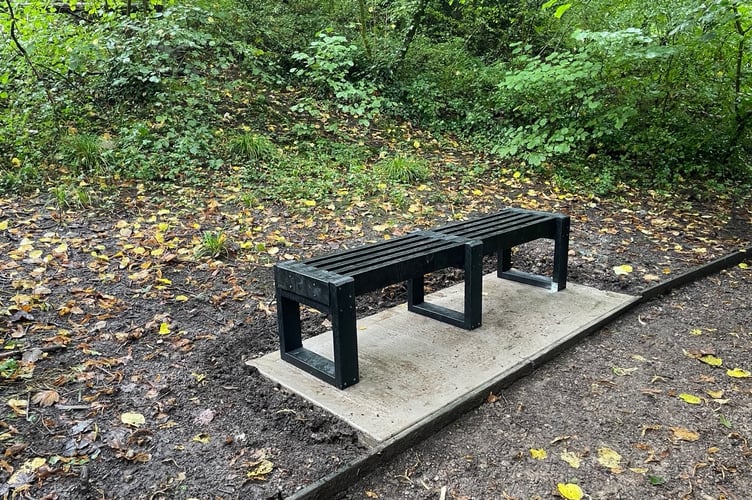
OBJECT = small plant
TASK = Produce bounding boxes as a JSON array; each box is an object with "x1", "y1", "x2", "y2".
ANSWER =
[
  {"x1": 48, "y1": 183, "x2": 94, "y2": 209},
  {"x1": 228, "y1": 132, "x2": 277, "y2": 163},
  {"x1": 375, "y1": 155, "x2": 430, "y2": 184},
  {"x1": 60, "y1": 134, "x2": 109, "y2": 174},
  {"x1": 195, "y1": 230, "x2": 232, "y2": 259},
  {"x1": 0, "y1": 359, "x2": 19, "y2": 379}
]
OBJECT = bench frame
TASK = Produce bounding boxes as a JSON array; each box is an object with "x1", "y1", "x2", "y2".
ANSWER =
[{"x1": 274, "y1": 208, "x2": 570, "y2": 389}]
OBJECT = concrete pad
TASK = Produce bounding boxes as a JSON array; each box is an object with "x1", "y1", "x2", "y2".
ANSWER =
[{"x1": 249, "y1": 275, "x2": 638, "y2": 445}]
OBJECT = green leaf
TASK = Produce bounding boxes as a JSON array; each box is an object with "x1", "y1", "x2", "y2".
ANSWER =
[
  {"x1": 554, "y1": 3, "x2": 572, "y2": 19},
  {"x1": 648, "y1": 474, "x2": 666, "y2": 486},
  {"x1": 719, "y1": 414, "x2": 732, "y2": 429}
]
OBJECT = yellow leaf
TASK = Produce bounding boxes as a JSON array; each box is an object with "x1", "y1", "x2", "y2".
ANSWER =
[
  {"x1": 726, "y1": 367, "x2": 751, "y2": 378},
  {"x1": 413, "y1": 140, "x2": 421, "y2": 148},
  {"x1": 191, "y1": 372, "x2": 206, "y2": 383},
  {"x1": 7, "y1": 398, "x2": 28, "y2": 416},
  {"x1": 471, "y1": 189, "x2": 483, "y2": 196},
  {"x1": 0, "y1": 220, "x2": 8, "y2": 230},
  {"x1": 53, "y1": 242, "x2": 68, "y2": 255},
  {"x1": 706, "y1": 389, "x2": 724, "y2": 399},
  {"x1": 175, "y1": 295, "x2": 189, "y2": 302},
  {"x1": 690, "y1": 328, "x2": 703, "y2": 336},
  {"x1": 678, "y1": 393, "x2": 703, "y2": 405},
  {"x1": 121, "y1": 412, "x2": 146, "y2": 427},
  {"x1": 530, "y1": 448, "x2": 547, "y2": 460},
  {"x1": 247, "y1": 459, "x2": 274, "y2": 480},
  {"x1": 158, "y1": 322, "x2": 171, "y2": 335},
  {"x1": 556, "y1": 482, "x2": 584, "y2": 500},
  {"x1": 7, "y1": 457, "x2": 46, "y2": 487},
  {"x1": 613, "y1": 264, "x2": 633, "y2": 275},
  {"x1": 698, "y1": 355, "x2": 723, "y2": 367},
  {"x1": 512, "y1": 171, "x2": 521, "y2": 179},
  {"x1": 739, "y1": 262, "x2": 749, "y2": 269},
  {"x1": 192, "y1": 433, "x2": 210, "y2": 443},
  {"x1": 300, "y1": 199, "x2": 316, "y2": 207},
  {"x1": 560, "y1": 451, "x2": 580, "y2": 468},
  {"x1": 28, "y1": 249, "x2": 43, "y2": 259},
  {"x1": 670, "y1": 426, "x2": 700, "y2": 442},
  {"x1": 597, "y1": 447, "x2": 622, "y2": 468}
]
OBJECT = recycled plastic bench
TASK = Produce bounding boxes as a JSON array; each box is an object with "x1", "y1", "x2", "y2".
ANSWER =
[{"x1": 274, "y1": 208, "x2": 570, "y2": 389}]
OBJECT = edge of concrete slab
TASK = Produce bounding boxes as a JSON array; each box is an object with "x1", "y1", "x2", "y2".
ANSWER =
[{"x1": 281, "y1": 293, "x2": 641, "y2": 500}]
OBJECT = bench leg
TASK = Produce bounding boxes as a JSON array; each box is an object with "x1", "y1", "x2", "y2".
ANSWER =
[
  {"x1": 408, "y1": 240, "x2": 483, "y2": 329},
  {"x1": 552, "y1": 215, "x2": 570, "y2": 291},
  {"x1": 330, "y1": 277, "x2": 359, "y2": 389},
  {"x1": 497, "y1": 215, "x2": 570, "y2": 292},
  {"x1": 277, "y1": 276, "x2": 359, "y2": 390}
]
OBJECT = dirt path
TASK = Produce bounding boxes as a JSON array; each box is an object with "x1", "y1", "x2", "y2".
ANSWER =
[
  {"x1": 1, "y1": 183, "x2": 750, "y2": 499},
  {"x1": 342, "y1": 266, "x2": 752, "y2": 500}
]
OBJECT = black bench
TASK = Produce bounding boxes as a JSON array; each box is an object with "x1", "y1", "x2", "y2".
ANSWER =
[{"x1": 274, "y1": 208, "x2": 570, "y2": 389}]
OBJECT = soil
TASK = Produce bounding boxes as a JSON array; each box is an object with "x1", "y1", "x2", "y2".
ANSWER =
[{"x1": 1, "y1": 180, "x2": 750, "y2": 500}]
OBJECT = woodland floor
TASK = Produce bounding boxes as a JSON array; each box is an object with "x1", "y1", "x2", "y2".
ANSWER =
[{"x1": 1, "y1": 165, "x2": 751, "y2": 499}]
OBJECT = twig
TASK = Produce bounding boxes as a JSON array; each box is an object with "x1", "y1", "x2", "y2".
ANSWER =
[{"x1": 0, "y1": 344, "x2": 66, "y2": 360}]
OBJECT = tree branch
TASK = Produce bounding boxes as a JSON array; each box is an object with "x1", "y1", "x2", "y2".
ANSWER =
[{"x1": 4, "y1": 0, "x2": 57, "y2": 111}]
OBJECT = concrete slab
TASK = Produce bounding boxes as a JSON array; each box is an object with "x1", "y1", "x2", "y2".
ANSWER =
[{"x1": 249, "y1": 275, "x2": 638, "y2": 445}]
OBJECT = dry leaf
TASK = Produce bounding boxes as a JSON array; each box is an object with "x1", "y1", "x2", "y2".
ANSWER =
[
  {"x1": 560, "y1": 451, "x2": 581, "y2": 468},
  {"x1": 698, "y1": 355, "x2": 723, "y2": 367},
  {"x1": 597, "y1": 447, "x2": 622, "y2": 469},
  {"x1": 613, "y1": 264, "x2": 633, "y2": 275},
  {"x1": 670, "y1": 427, "x2": 700, "y2": 442},
  {"x1": 7, "y1": 398, "x2": 28, "y2": 416},
  {"x1": 530, "y1": 448, "x2": 547, "y2": 460},
  {"x1": 247, "y1": 459, "x2": 274, "y2": 480},
  {"x1": 194, "y1": 409, "x2": 215, "y2": 426},
  {"x1": 31, "y1": 390, "x2": 61, "y2": 407},
  {"x1": 192, "y1": 433, "x2": 210, "y2": 443},
  {"x1": 121, "y1": 412, "x2": 146, "y2": 427}
]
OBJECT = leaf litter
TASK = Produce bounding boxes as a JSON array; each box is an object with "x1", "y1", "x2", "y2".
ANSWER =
[{"x1": 0, "y1": 130, "x2": 750, "y2": 498}]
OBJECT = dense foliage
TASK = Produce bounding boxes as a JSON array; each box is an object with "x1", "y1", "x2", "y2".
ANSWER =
[{"x1": 1, "y1": 0, "x2": 750, "y2": 195}]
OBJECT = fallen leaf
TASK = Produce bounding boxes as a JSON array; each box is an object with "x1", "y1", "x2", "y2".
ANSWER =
[
  {"x1": 597, "y1": 447, "x2": 622, "y2": 469},
  {"x1": 678, "y1": 393, "x2": 703, "y2": 405},
  {"x1": 7, "y1": 457, "x2": 46, "y2": 487},
  {"x1": 648, "y1": 474, "x2": 666, "y2": 486},
  {"x1": 726, "y1": 367, "x2": 751, "y2": 378},
  {"x1": 7, "y1": 398, "x2": 28, "y2": 416},
  {"x1": 556, "y1": 482, "x2": 584, "y2": 500},
  {"x1": 698, "y1": 355, "x2": 723, "y2": 367},
  {"x1": 31, "y1": 390, "x2": 61, "y2": 407},
  {"x1": 247, "y1": 458, "x2": 274, "y2": 480},
  {"x1": 613, "y1": 264, "x2": 633, "y2": 275},
  {"x1": 158, "y1": 322, "x2": 171, "y2": 335},
  {"x1": 738, "y1": 262, "x2": 748, "y2": 269},
  {"x1": 192, "y1": 433, "x2": 210, "y2": 443},
  {"x1": 175, "y1": 295, "x2": 189, "y2": 302},
  {"x1": 530, "y1": 448, "x2": 547, "y2": 460},
  {"x1": 670, "y1": 427, "x2": 700, "y2": 442},
  {"x1": 121, "y1": 412, "x2": 146, "y2": 427},
  {"x1": 365, "y1": 491, "x2": 379, "y2": 499},
  {"x1": 612, "y1": 366, "x2": 638, "y2": 376},
  {"x1": 194, "y1": 408, "x2": 215, "y2": 425},
  {"x1": 706, "y1": 389, "x2": 724, "y2": 399},
  {"x1": 560, "y1": 451, "x2": 580, "y2": 468}
]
